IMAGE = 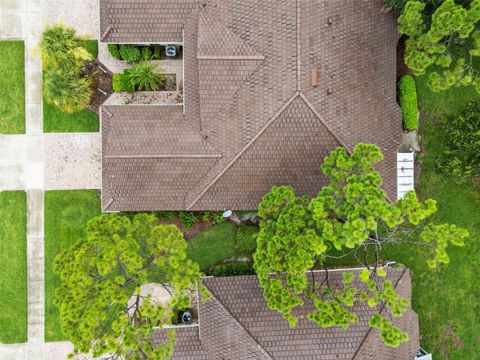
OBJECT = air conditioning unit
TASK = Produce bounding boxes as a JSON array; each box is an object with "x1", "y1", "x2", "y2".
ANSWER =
[{"x1": 166, "y1": 45, "x2": 177, "y2": 57}]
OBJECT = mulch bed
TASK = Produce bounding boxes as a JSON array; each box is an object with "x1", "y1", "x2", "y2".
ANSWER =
[{"x1": 85, "y1": 60, "x2": 113, "y2": 115}]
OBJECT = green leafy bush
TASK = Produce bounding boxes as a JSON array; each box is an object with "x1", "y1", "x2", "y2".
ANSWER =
[
  {"x1": 236, "y1": 225, "x2": 258, "y2": 254},
  {"x1": 119, "y1": 45, "x2": 141, "y2": 63},
  {"x1": 125, "y1": 62, "x2": 165, "y2": 91},
  {"x1": 153, "y1": 45, "x2": 161, "y2": 60},
  {"x1": 111, "y1": 71, "x2": 134, "y2": 93},
  {"x1": 179, "y1": 212, "x2": 198, "y2": 229},
  {"x1": 398, "y1": 75, "x2": 418, "y2": 130},
  {"x1": 202, "y1": 211, "x2": 212, "y2": 222},
  {"x1": 213, "y1": 213, "x2": 226, "y2": 224},
  {"x1": 107, "y1": 44, "x2": 121, "y2": 59},
  {"x1": 141, "y1": 47, "x2": 152, "y2": 61},
  {"x1": 439, "y1": 102, "x2": 480, "y2": 183},
  {"x1": 157, "y1": 211, "x2": 175, "y2": 220},
  {"x1": 206, "y1": 262, "x2": 255, "y2": 277}
]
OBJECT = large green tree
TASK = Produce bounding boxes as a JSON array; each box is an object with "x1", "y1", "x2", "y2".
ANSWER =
[
  {"x1": 54, "y1": 213, "x2": 202, "y2": 359},
  {"x1": 253, "y1": 144, "x2": 468, "y2": 347},
  {"x1": 399, "y1": 0, "x2": 480, "y2": 92}
]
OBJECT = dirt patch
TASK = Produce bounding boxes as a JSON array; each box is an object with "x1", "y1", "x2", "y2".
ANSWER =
[
  {"x1": 439, "y1": 323, "x2": 463, "y2": 358},
  {"x1": 84, "y1": 60, "x2": 113, "y2": 115},
  {"x1": 158, "y1": 217, "x2": 217, "y2": 240},
  {"x1": 397, "y1": 36, "x2": 410, "y2": 80}
]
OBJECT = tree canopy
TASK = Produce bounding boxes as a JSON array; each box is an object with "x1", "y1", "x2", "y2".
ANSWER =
[
  {"x1": 399, "y1": 0, "x2": 480, "y2": 92},
  {"x1": 253, "y1": 144, "x2": 468, "y2": 347},
  {"x1": 54, "y1": 213, "x2": 202, "y2": 360}
]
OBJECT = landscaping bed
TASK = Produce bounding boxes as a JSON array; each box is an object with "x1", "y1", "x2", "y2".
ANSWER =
[
  {"x1": 0, "y1": 191, "x2": 27, "y2": 343},
  {"x1": 0, "y1": 41, "x2": 25, "y2": 134},
  {"x1": 43, "y1": 39, "x2": 100, "y2": 133}
]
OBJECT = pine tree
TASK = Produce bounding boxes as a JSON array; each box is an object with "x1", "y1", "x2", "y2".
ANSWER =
[
  {"x1": 54, "y1": 213, "x2": 202, "y2": 359},
  {"x1": 399, "y1": 0, "x2": 480, "y2": 92},
  {"x1": 253, "y1": 144, "x2": 468, "y2": 347}
]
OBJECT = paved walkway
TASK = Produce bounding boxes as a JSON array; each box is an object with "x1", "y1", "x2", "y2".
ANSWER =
[
  {"x1": 44, "y1": 133, "x2": 101, "y2": 190},
  {"x1": 1, "y1": 0, "x2": 100, "y2": 359}
]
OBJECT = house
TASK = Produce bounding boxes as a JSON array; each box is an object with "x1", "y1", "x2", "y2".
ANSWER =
[
  {"x1": 99, "y1": 0, "x2": 402, "y2": 212},
  {"x1": 157, "y1": 268, "x2": 420, "y2": 359}
]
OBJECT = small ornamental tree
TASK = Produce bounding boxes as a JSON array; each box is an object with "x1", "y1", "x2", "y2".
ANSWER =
[
  {"x1": 54, "y1": 213, "x2": 202, "y2": 359},
  {"x1": 398, "y1": 0, "x2": 480, "y2": 93},
  {"x1": 253, "y1": 144, "x2": 468, "y2": 347}
]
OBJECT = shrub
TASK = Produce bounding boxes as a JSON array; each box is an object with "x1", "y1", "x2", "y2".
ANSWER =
[
  {"x1": 213, "y1": 212, "x2": 226, "y2": 224},
  {"x1": 142, "y1": 47, "x2": 153, "y2": 61},
  {"x1": 112, "y1": 73, "x2": 124, "y2": 92},
  {"x1": 125, "y1": 62, "x2": 165, "y2": 91},
  {"x1": 153, "y1": 45, "x2": 162, "y2": 60},
  {"x1": 398, "y1": 75, "x2": 418, "y2": 131},
  {"x1": 157, "y1": 211, "x2": 175, "y2": 220},
  {"x1": 206, "y1": 262, "x2": 255, "y2": 277},
  {"x1": 236, "y1": 225, "x2": 258, "y2": 254},
  {"x1": 107, "y1": 44, "x2": 121, "y2": 59},
  {"x1": 201, "y1": 211, "x2": 212, "y2": 222},
  {"x1": 44, "y1": 68, "x2": 93, "y2": 113},
  {"x1": 119, "y1": 45, "x2": 141, "y2": 63},
  {"x1": 112, "y1": 71, "x2": 134, "y2": 92},
  {"x1": 179, "y1": 212, "x2": 198, "y2": 229},
  {"x1": 439, "y1": 102, "x2": 480, "y2": 183}
]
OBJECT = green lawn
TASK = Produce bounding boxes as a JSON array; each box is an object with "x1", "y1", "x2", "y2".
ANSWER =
[
  {"x1": 0, "y1": 191, "x2": 27, "y2": 343},
  {"x1": 0, "y1": 41, "x2": 25, "y2": 134},
  {"x1": 383, "y1": 76, "x2": 480, "y2": 359},
  {"x1": 43, "y1": 39, "x2": 99, "y2": 133},
  {"x1": 186, "y1": 222, "x2": 239, "y2": 270},
  {"x1": 44, "y1": 190, "x2": 101, "y2": 341}
]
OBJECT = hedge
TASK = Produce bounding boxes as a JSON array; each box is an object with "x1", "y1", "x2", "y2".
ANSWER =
[
  {"x1": 398, "y1": 75, "x2": 418, "y2": 131},
  {"x1": 206, "y1": 262, "x2": 255, "y2": 277}
]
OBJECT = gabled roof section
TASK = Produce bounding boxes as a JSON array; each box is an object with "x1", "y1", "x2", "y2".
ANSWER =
[
  {"x1": 193, "y1": 268, "x2": 419, "y2": 360},
  {"x1": 188, "y1": 95, "x2": 341, "y2": 210},
  {"x1": 100, "y1": 0, "x2": 199, "y2": 42}
]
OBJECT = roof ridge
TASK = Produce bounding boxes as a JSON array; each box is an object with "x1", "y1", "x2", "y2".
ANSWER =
[
  {"x1": 186, "y1": 93, "x2": 300, "y2": 210},
  {"x1": 352, "y1": 267, "x2": 408, "y2": 359},
  {"x1": 206, "y1": 289, "x2": 274, "y2": 360},
  {"x1": 298, "y1": 92, "x2": 350, "y2": 152}
]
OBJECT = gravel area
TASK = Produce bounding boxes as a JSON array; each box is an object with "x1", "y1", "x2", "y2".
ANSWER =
[{"x1": 44, "y1": 133, "x2": 101, "y2": 190}]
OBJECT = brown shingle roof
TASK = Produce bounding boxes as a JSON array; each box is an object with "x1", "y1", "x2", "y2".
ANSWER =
[
  {"x1": 160, "y1": 268, "x2": 419, "y2": 359},
  {"x1": 101, "y1": 0, "x2": 402, "y2": 211},
  {"x1": 100, "y1": 0, "x2": 199, "y2": 42}
]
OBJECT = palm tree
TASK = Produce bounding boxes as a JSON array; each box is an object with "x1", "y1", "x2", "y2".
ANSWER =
[
  {"x1": 40, "y1": 24, "x2": 92, "y2": 71},
  {"x1": 126, "y1": 62, "x2": 166, "y2": 91},
  {"x1": 44, "y1": 69, "x2": 93, "y2": 113}
]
